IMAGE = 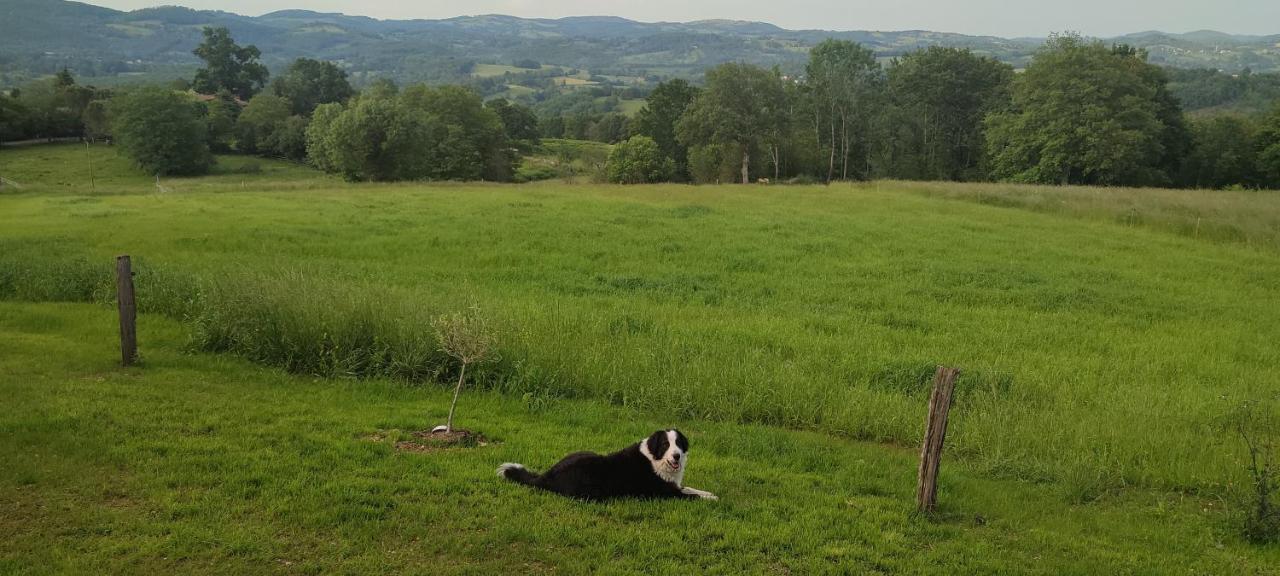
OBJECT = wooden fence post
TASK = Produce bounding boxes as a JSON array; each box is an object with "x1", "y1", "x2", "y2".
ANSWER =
[
  {"x1": 916, "y1": 365, "x2": 960, "y2": 514},
  {"x1": 116, "y1": 255, "x2": 137, "y2": 366}
]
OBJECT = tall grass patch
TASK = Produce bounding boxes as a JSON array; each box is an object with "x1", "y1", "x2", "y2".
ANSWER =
[{"x1": 890, "y1": 179, "x2": 1280, "y2": 250}]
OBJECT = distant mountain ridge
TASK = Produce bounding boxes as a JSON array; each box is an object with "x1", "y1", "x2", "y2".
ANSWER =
[{"x1": 2, "y1": 0, "x2": 1279, "y2": 88}]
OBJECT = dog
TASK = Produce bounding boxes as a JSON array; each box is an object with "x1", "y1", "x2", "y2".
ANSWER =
[{"x1": 496, "y1": 429, "x2": 717, "y2": 501}]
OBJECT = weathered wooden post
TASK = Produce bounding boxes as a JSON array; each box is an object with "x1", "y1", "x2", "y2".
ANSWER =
[
  {"x1": 916, "y1": 365, "x2": 960, "y2": 514},
  {"x1": 116, "y1": 255, "x2": 137, "y2": 366}
]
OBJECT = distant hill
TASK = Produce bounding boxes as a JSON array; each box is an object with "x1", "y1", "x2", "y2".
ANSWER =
[
  {"x1": 1110, "y1": 30, "x2": 1280, "y2": 71},
  {"x1": 2, "y1": 0, "x2": 1279, "y2": 91}
]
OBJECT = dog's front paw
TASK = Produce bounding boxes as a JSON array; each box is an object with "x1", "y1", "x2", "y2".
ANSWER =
[{"x1": 682, "y1": 486, "x2": 718, "y2": 500}]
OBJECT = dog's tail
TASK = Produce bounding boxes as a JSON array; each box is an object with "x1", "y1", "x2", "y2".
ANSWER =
[{"x1": 496, "y1": 462, "x2": 539, "y2": 486}]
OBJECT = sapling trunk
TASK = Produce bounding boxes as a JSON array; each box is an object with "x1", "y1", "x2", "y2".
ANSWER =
[
  {"x1": 445, "y1": 362, "x2": 467, "y2": 433},
  {"x1": 432, "y1": 307, "x2": 495, "y2": 434}
]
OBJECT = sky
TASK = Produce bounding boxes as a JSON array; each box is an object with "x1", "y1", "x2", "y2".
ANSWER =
[{"x1": 80, "y1": 0, "x2": 1280, "y2": 38}]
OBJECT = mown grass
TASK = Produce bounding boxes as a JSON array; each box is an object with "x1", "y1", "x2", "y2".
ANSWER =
[
  {"x1": 2, "y1": 144, "x2": 1279, "y2": 513},
  {"x1": 2, "y1": 302, "x2": 1277, "y2": 574}
]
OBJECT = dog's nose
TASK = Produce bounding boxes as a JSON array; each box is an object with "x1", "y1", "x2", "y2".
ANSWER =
[{"x1": 671, "y1": 453, "x2": 681, "y2": 462}]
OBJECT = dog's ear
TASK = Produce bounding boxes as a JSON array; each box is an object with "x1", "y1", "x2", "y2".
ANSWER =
[
  {"x1": 672, "y1": 429, "x2": 689, "y2": 452},
  {"x1": 645, "y1": 430, "x2": 669, "y2": 460}
]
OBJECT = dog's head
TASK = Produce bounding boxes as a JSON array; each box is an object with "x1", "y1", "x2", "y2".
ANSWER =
[{"x1": 639, "y1": 429, "x2": 689, "y2": 486}]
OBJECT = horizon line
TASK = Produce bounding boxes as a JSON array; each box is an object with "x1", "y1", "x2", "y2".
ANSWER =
[{"x1": 66, "y1": 1, "x2": 1280, "y2": 39}]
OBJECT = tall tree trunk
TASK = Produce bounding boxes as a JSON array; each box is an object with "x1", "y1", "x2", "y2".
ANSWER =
[
  {"x1": 814, "y1": 109, "x2": 821, "y2": 149},
  {"x1": 741, "y1": 147, "x2": 750, "y2": 184},
  {"x1": 773, "y1": 144, "x2": 780, "y2": 181},
  {"x1": 840, "y1": 108, "x2": 850, "y2": 181},
  {"x1": 827, "y1": 105, "x2": 836, "y2": 183}
]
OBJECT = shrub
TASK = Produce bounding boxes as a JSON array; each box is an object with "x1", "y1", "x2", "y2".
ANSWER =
[
  {"x1": 606, "y1": 135, "x2": 674, "y2": 184},
  {"x1": 1231, "y1": 399, "x2": 1280, "y2": 543},
  {"x1": 305, "y1": 102, "x2": 343, "y2": 172},
  {"x1": 274, "y1": 115, "x2": 310, "y2": 161},
  {"x1": 305, "y1": 85, "x2": 511, "y2": 182},
  {"x1": 109, "y1": 86, "x2": 213, "y2": 176},
  {"x1": 312, "y1": 92, "x2": 435, "y2": 181},
  {"x1": 514, "y1": 164, "x2": 558, "y2": 183}
]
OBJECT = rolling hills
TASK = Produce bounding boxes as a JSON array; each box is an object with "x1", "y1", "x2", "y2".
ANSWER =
[{"x1": 2, "y1": 0, "x2": 1279, "y2": 91}]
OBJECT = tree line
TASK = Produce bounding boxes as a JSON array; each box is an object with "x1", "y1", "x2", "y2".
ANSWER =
[
  {"x1": 0, "y1": 27, "x2": 540, "y2": 182},
  {"x1": 2, "y1": 28, "x2": 1279, "y2": 189},
  {"x1": 612, "y1": 33, "x2": 1280, "y2": 188}
]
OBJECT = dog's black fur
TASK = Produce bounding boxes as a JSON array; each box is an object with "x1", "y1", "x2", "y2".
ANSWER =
[{"x1": 497, "y1": 429, "x2": 716, "y2": 501}]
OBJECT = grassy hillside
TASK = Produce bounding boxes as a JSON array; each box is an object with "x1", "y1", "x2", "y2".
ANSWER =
[
  {"x1": 0, "y1": 145, "x2": 332, "y2": 191},
  {"x1": 4, "y1": 144, "x2": 1280, "y2": 489},
  {"x1": 4, "y1": 302, "x2": 1275, "y2": 574},
  {"x1": 515, "y1": 138, "x2": 613, "y2": 183},
  {"x1": 2, "y1": 145, "x2": 1280, "y2": 570}
]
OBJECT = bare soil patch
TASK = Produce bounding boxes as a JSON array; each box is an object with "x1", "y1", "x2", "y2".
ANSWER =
[{"x1": 387, "y1": 429, "x2": 491, "y2": 453}]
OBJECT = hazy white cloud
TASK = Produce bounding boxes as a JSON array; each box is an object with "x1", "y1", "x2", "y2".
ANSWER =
[{"x1": 82, "y1": 0, "x2": 1280, "y2": 37}]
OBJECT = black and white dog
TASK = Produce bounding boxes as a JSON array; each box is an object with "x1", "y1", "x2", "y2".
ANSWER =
[{"x1": 496, "y1": 429, "x2": 717, "y2": 501}]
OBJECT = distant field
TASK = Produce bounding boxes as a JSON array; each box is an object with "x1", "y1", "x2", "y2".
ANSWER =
[
  {"x1": 3, "y1": 144, "x2": 1280, "y2": 571},
  {"x1": 615, "y1": 98, "x2": 645, "y2": 115},
  {"x1": 500, "y1": 84, "x2": 538, "y2": 98},
  {"x1": 0, "y1": 144, "x2": 331, "y2": 192},
  {"x1": 555, "y1": 77, "x2": 596, "y2": 87},
  {"x1": 471, "y1": 63, "x2": 564, "y2": 77}
]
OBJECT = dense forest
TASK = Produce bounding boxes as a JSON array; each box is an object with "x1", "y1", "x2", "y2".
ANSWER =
[{"x1": 2, "y1": 25, "x2": 1279, "y2": 190}]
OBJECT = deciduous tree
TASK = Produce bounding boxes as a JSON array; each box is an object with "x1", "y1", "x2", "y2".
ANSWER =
[
  {"x1": 805, "y1": 40, "x2": 881, "y2": 181},
  {"x1": 203, "y1": 90, "x2": 240, "y2": 153},
  {"x1": 633, "y1": 79, "x2": 699, "y2": 180},
  {"x1": 109, "y1": 86, "x2": 212, "y2": 175},
  {"x1": 192, "y1": 27, "x2": 269, "y2": 100},
  {"x1": 886, "y1": 47, "x2": 1013, "y2": 180},
  {"x1": 985, "y1": 34, "x2": 1187, "y2": 186},
  {"x1": 487, "y1": 98, "x2": 540, "y2": 149},
  {"x1": 607, "y1": 135, "x2": 674, "y2": 183},
  {"x1": 677, "y1": 63, "x2": 787, "y2": 184},
  {"x1": 1257, "y1": 102, "x2": 1280, "y2": 187},
  {"x1": 81, "y1": 99, "x2": 111, "y2": 142},
  {"x1": 1180, "y1": 115, "x2": 1259, "y2": 188},
  {"x1": 271, "y1": 58, "x2": 354, "y2": 116},
  {"x1": 235, "y1": 93, "x2": 291, "y2": 155}
]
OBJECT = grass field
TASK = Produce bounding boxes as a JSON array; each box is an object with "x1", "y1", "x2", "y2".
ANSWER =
[
  {"x1": 555, "y1": 77, "x2": 597, "y2": 87},
  {"x1": 0, "y1": 144, "x2": 332, "y2": 193},
  {"x1": 2, "y1": 144, "x2": 1280, "y2": 571},
  {"x1": 613, "y1": 97, "x2": 646, "y2": 116},
  {"x1": 471, "y1": 63, "x2": 565, "y2": 78},
  {"x1": 3, "y1": 303, "x2": 1276, "y2": 574}
]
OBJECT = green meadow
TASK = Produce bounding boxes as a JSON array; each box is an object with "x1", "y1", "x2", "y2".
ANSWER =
[{"x1": 2, "y1": 144, "x2": 1279, "y2": 573}]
